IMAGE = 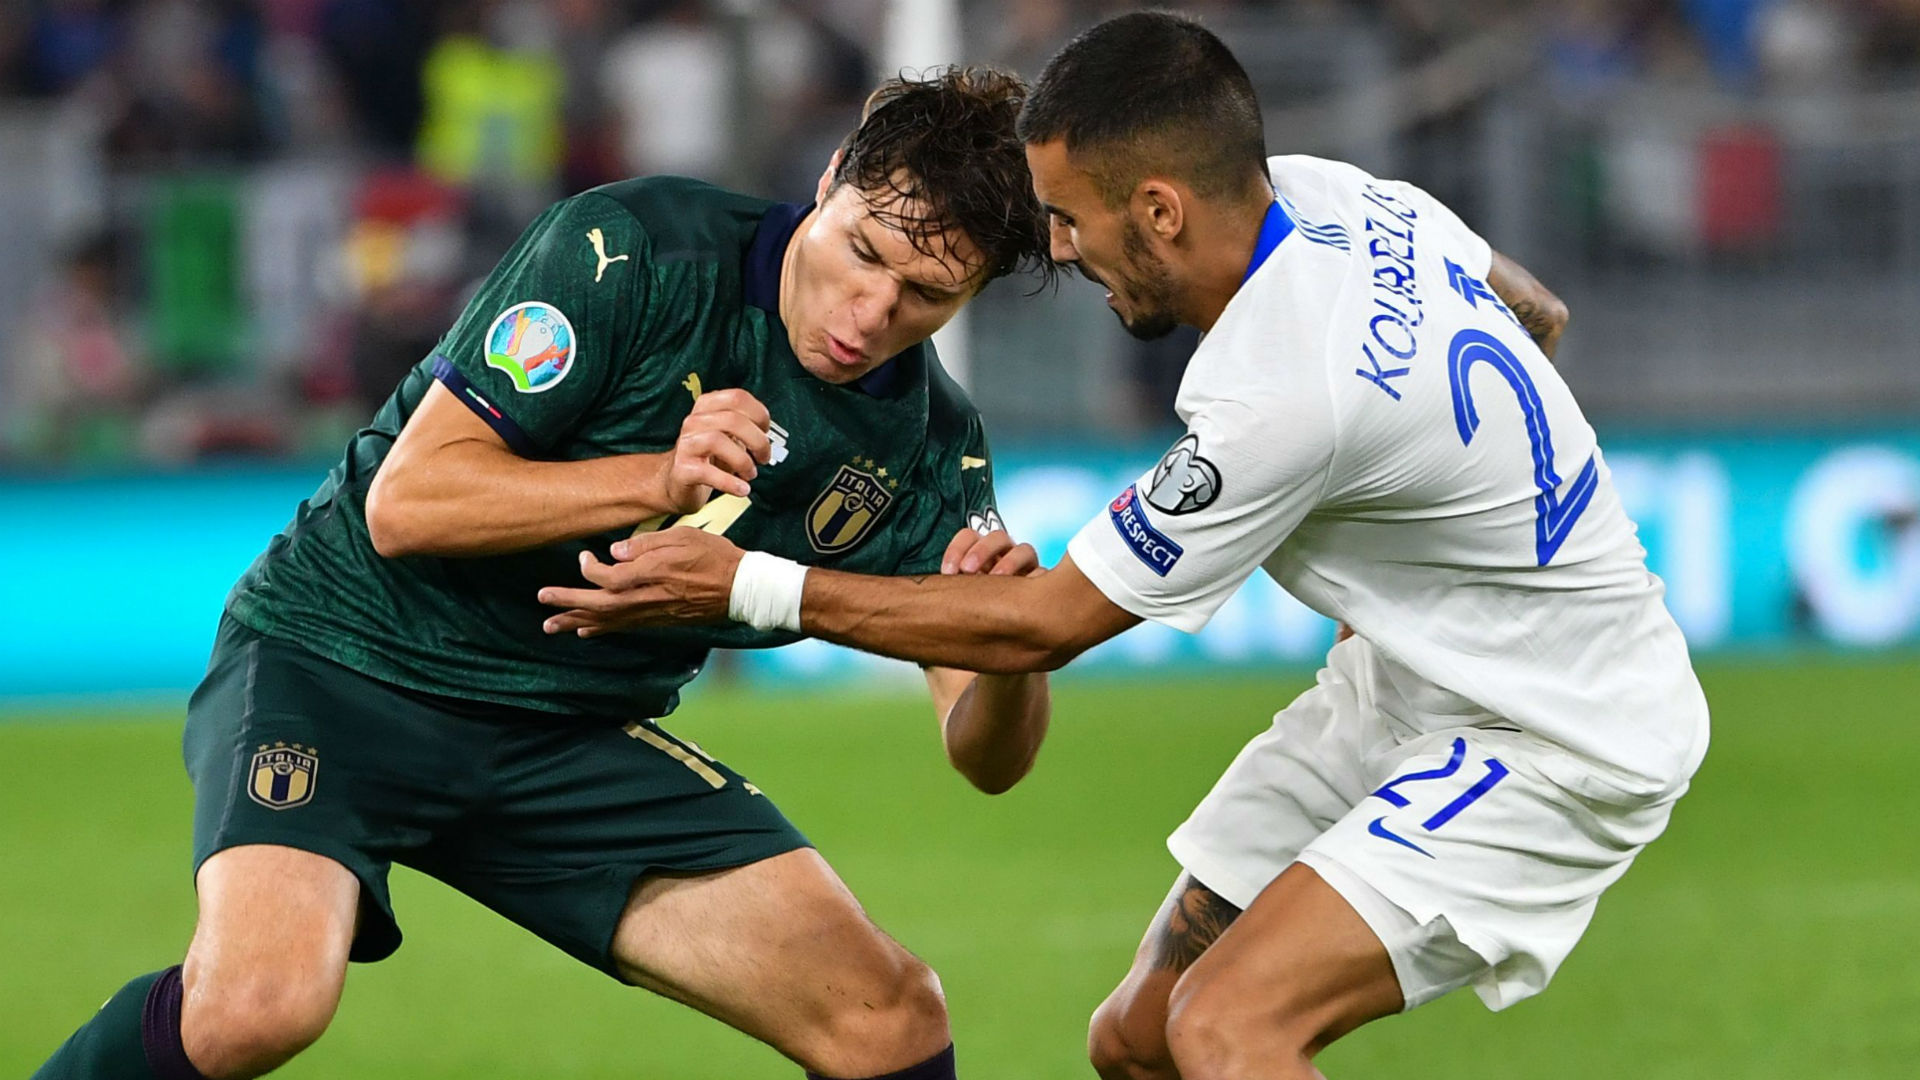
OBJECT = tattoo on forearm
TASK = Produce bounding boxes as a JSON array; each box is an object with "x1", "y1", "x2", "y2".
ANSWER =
[{"x1": 1150, "y1": 877, "x2": 1242, "y2": 972}]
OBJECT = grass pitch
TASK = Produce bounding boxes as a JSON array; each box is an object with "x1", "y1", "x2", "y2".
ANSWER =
[{"x1": 4, "y1": 657, "x2": 1918, "y2": 1078}]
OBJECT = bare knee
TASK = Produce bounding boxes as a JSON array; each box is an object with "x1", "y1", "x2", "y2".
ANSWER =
[
  {"x1": 1165, "y1": 978, "x2": 1314, "y2": 1080},
  {"x1": 1088, "y1": 986, "x2": 1178, "y2": 1080},
  {"x1": 800, "y1": 949, "x2": 949, "y2": 1077},
  {"x1": 180, "y1": 965, "x2": 342, "y2": 1078},
  {"x1": 826, "y1": 950, "x2": 947, "y2": 1048},
  {"x1": 182, "y1": 845, "x2": 357, "y2": 1077}
]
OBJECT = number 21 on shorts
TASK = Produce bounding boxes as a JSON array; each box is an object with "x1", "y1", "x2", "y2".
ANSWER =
[{"x1": 1365, "y1": 737, "x2": 1509, "y2": 858}]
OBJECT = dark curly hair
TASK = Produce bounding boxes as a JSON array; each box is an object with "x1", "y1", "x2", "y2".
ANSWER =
[{"x1": 831, "y1": 66, "x2": 1055, "y2": 290}]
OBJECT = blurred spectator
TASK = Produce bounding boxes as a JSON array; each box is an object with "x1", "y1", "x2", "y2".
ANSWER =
[
  {"x1": 7, "y1": 233, "x2": 146, "y2": 462},
  {"x1": 552, "y1": 0, "x2": 627, "y2": 192},
  {"x1": 600, "y1": 1, "x2": 732, "y2": 180},
  {"x1": 20, "y1": 0, "x2": 121, "y2": 97},
  {"x1": 1755, "y1": 0, "x2": 1855, "y2": 89},
  {"x1": 416, "y1": 0, "x2": 563, "y2": 196},
  {"x1": 4, "y1": 0, "x2": 1920, "y2": 467},
  {"x1": 109, "y1": 0, "x2": 267, "y2": 164},
  {"x1": 0, "y1": 9, "x2": 26, "y2": 94},
  {"x1": 1858, "y1": 0, "x2": 1920, "y2": 75},
  {"x1": 976, "y1": 0, "x2": 1071, "y2": 76},
  {"x1": 1544, "y1": 0, "x2": 1644, "y2": 103},
  {"x1": 1677, "y1": 0, "x2": 1768, "y2": 83},
  {"x1": 333, "y1": 168, "x2": 467, "y2": 411},
  {"x1": 316, "y1": 0, "x2": 434, "y2": 157}
]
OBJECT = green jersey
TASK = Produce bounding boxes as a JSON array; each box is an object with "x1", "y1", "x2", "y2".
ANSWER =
[{"x1": 228, "y1": 177, "x2": 1000, "y2": 719}]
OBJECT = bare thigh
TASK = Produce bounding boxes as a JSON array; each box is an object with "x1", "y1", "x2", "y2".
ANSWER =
[
  {"x1": 1165, "y1": 862, "x2": 1404, "y2": 1080},
  {"x1": 182, "y1": 844, "x2": 360, "y2": 1078},
  {"x1": 1088, "y1": 872, "x2": 1243, "y2": 1080},
  {"x1": 610, "y1": 847, "x2": 949, "y2": 1078}
]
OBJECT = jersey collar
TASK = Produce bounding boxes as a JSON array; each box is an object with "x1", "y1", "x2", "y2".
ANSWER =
[
  {"x1": 745, "y1": 200, "x2": 905, "y2": 399},
  {"x1": 1241, "y1": 197, "x2": 1295, "y2": 284}
]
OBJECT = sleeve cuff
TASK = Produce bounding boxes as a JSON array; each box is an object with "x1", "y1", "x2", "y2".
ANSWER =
[
  {"x1": 431, "y1": 355, "x2": 538, "y2": 457},
  {"x1": 1066, "y1": 531, "x2": 1211, "y2": 634}
]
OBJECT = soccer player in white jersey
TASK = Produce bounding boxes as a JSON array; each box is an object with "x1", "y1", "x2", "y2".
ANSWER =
[{"x1": 540, "y1": 11, "x2": 1710, "y2": 1078}]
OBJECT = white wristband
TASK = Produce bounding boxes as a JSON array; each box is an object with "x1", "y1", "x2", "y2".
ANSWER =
[{"x1": 727, "y1": 551, "x2": 809, "y2": 632}]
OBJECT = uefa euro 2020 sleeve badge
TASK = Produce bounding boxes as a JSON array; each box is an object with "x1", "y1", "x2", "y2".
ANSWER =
[
  {"x1": 484, "y1": 301, "x2": 577, "y2": 393},
  {"x1": 247, "y1": 742, "x2": 318, "y2": 810}
]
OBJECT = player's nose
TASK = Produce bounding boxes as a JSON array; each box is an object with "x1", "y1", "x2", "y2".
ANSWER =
[
  {"x1": 853, "y1": 276, "x2": 899, "y2": 335},
  {"x1": 1049, "y1": 220, "x2": 1077, "y2": 263}
]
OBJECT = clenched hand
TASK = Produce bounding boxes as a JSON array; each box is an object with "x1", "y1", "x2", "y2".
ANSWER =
[{"x1": 655, "y1": 389, "x2": 773, "y2": 514}]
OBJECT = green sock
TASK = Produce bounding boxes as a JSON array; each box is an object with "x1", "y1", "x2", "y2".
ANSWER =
[{"x1": 32, "y1": 970, "x2": 167, "y2": 1080}]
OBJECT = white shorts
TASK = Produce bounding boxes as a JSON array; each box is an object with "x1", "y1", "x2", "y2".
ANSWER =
[{"x1": 1167, "y1": 638, "x2": 1687, "y2": 1011}]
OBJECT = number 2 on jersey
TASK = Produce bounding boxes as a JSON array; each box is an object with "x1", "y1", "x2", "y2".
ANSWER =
[{"x1": 1446, "y1": 328, "x2": 1597, "y2": 565}]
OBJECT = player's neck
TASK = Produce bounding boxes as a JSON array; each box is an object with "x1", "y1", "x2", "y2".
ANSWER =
[
  {"x1": 776, "y1": 206, "x2": 818, "y2": 329},
  {"x1": 1182, "y1": 195, "x2": 1272, "y2": 332}
]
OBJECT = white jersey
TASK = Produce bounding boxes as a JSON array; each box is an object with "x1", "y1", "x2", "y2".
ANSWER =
[{"x1": 1068, "y1": 155, "x2": 1709, "y2": 797}]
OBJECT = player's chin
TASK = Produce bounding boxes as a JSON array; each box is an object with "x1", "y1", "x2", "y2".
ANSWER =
[
  {"x1": 796, "y1": 348, "x2": 863, "y2": 385},
  {"x1": 1118, "y1": 308, "x2": 1180, "y2": 341}
]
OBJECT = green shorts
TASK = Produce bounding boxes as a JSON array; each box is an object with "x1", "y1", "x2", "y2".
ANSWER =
[{"x1": 183, "y1": 616, "x2": 809, "y2": 976}]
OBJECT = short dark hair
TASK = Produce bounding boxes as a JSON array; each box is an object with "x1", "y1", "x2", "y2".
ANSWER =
[
  {"x1": 832, "y1": 66, "x2": 1054, "y2": 288},
  {"x1": 1018, "y1": 11, "x2": 1269, "y2": 206}
]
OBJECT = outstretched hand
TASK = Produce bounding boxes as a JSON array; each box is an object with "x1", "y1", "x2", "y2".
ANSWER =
[
  {"x1": 539, "y1": 529, "x2": 745, "y2": 637},
  {"x1": 539, "y1": 523, "x2": 1043, "y2": 639}
]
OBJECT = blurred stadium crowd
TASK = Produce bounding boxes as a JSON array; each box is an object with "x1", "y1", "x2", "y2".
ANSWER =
[{"x1": 2, "y1": 0, "x2": 1918, "y2": 467}]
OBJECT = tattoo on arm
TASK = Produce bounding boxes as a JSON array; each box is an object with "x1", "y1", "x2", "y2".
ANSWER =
[
  {"x1": 1150, "y1": 876, "x2": 1242, "y2": 972},
  {"x1": 1508, "y1": 299, "x2": 1555, "y2": 345},
  {"x1": 1487, "y1": 251, "x2": 1567, "y2": 358}
]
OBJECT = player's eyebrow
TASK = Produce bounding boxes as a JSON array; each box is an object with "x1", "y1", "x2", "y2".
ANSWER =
[
  {"x1": 1041, "y1": 202, "x2": 1074, "y2": 222},
  {"x1": 910, "y1": 276, "x2": 966, "y2": 300},
  {"x1": 855, "y1": 219, "x2": 969, "y2": 298}
]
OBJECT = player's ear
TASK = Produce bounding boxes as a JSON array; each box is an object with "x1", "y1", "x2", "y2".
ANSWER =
[
  {"x1": 816, "y1": 148, "x2": 844, "y2": 204},
  {"x1": 1136, "y1": 179, "x2": 1185, "y2": 243}
]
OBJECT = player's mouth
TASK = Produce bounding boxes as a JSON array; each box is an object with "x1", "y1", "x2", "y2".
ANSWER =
[
  {"x1": 1074, "y1": 263, "x2": 1117, "y2": 305},
  {"x1": 825, "y1": 334, "x2": 868, "y2": 368}
]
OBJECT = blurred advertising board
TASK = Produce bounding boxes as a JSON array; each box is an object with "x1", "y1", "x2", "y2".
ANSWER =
[
  {"x1": 744, "y1": 429, "x2": 1920, "y2": 683},
  {"x1": 1, "y1": 427, "x2": 1916, "y2": 699}
]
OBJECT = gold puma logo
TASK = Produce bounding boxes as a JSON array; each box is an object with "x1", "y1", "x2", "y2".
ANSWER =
[
  {"x1": 682, "y1": 373, "x2": 702, "y2": 401},
  {"x1": 586, "y1": 228, "x2": 630, "y2": 283},
  {"x1": 960, "y1": 456, "x2": 987, "y2": 471}
]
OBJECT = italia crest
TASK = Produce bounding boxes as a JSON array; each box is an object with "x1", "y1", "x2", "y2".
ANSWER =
[
  {"x1": 247, "y1": 742, "x2": 318, "y2": 810},
  {"x1": 808, "y1": 459, "x2": 895, "y2": 554},
  {"x1": 484, "y1": 301, "x2": 576, "y2": 393}
]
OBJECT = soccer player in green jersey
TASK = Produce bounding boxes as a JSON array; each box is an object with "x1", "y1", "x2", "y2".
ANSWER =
[{"x1": 34, "y1": 69, "x2": 1053, "y2": 1080}]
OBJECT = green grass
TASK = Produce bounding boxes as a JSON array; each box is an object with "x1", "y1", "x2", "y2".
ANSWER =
[{"x1": 5, "y1": 657, "x2": 1919, "y2": 1078}]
